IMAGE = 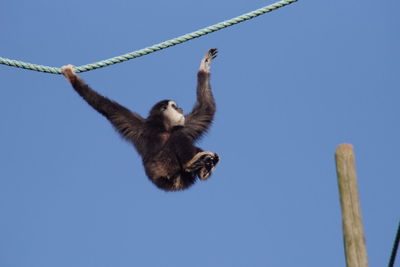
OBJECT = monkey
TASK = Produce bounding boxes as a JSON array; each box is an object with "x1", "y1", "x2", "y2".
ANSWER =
[{"x1": 61, "y1": 48, "x2": 219, "y2": 191}]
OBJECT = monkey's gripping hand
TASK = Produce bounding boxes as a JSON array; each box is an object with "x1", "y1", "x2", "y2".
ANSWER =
[
  {"x1": 199, "y1": 48, "x2": 218, "y2": 73},
  {"x1": 184, "y1": 151, "x2": 220, "y2": 180},
  {"x1": 60, "y1": 64, "x2": 145, "y2": 147},
  {"x1": 61, "y1": 65, "x2": 78, "y2": 84}
]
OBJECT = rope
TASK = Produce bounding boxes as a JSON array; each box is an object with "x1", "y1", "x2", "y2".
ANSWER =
[
  {"x1": 389, "y1": 222, "x2": 400, "y2": 267},
  {"x1": 0, "y1": 0, "x2": 298, "y2": 74}
]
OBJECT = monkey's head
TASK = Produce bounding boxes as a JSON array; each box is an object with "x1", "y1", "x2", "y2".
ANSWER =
[{"x1": 148, "y1": 100, "x2": 185, "y2": 129}]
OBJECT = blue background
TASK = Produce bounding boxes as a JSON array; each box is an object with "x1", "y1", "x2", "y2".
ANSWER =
[{"x1": 1, "y1": 0, "x2": 399, "y2": 266}]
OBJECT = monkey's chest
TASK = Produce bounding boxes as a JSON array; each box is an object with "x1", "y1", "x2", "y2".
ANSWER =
[{"x1": 158, "y1": 132, "x2": 171, "y2": 147}]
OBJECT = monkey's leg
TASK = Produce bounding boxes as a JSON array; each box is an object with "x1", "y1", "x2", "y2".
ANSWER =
[
  {"x1": 184, "y1": 151, "x2": 219, "y2": 180},
  {"x1": 146, "y1": 156, "x2": 197, "y2": 191}
]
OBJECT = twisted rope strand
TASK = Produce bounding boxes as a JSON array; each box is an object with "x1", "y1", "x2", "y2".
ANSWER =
[{"x1": 0, "y1": 0, "x2": 297, "y2": 74}]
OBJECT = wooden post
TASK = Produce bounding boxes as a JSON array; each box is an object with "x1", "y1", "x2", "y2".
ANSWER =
[
  {"x1": 335, "y1": 144, "x2": 369, "y2": 267},
  {"x1": 388, "y1": 222, "x2": 400, "y2": 267}
]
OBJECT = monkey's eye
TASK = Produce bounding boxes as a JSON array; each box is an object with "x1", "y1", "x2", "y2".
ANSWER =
[{"x1": 171, "y1": 103, "x2": 177, "y2": 109}]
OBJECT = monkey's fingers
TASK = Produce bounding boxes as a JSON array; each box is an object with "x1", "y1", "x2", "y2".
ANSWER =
[
  {"x1": 199, "y1": 48, "x2": 218, "y2": 72},
  {"x1": 61, "y1": 65, "x2": 77, "y2": 83},
  {"x1": 205, "y1": 48, "x2": 218, "y2": 61},
  {"x1": 208, "y1": 48, "x2": 218, "y2": 59}
]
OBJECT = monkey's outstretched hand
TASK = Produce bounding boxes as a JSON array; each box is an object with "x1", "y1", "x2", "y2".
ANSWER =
[
  {"x1": 61, "y1": 65, "x2": 78, "y2": 84},
  {"x1": 199, "y1": 48, "x2": 218, "y2": 73}
]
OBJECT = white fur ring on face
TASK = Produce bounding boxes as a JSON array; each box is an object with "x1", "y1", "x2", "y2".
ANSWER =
[{"x1": 164, "y1": 101, "x2": 185, "y2": 126}]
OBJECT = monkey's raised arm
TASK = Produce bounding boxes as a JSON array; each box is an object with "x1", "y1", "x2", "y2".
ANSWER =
[
  {"x1": 62, "y1": 65, "x2": 145, "y2": 144},
  {"x1": 184, "y1": 49, "x2": 217, "y2": 141}
]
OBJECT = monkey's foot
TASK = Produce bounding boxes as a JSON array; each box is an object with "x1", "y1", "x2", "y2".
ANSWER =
[
  {"x1": 183, "y1": 151, "x2": 219, "y2": 180},
  {"x1": 197, "y1": 153, "x2": 219, "y2": 180},
  {"x1": 61, "y1": 64, "x2": 77, "y2": 84},
  {"x1": 184, "y1": 151, "x2": 214, "y2": 171},
  {"x1": 199, "y1": 48, "x2": 218, "y2": 73}
]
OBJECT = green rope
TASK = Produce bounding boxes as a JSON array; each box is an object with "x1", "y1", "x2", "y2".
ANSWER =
[{"x1": 0, "y1": 0, "x2": 297, "y2": 74}]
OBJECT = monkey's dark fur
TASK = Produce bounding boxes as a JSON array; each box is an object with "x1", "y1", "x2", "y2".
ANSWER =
[{"x1": 62, "y1": 48, "x2": 219, "y2": 191}]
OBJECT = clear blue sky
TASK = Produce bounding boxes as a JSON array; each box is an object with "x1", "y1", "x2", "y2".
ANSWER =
[{"x1": 1, "y1": 0, "x2": 399, "y2": 266}]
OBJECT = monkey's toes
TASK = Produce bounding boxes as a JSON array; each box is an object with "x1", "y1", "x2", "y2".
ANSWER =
[
  {"x1": 204, "y1": 153, "x2": 219, "y2": 169},
  {"x1": 212, "y1": 153, "x2": 219, "y2": 165}
]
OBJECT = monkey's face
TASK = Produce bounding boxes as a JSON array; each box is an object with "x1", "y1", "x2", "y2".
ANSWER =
[{"x1": 162, "y1": 100, "x2": 185, "y2": 127}]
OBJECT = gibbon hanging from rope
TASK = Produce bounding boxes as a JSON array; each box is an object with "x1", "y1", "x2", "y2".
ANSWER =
[{"x1": 61, "y1": 48, "x2": 219, "y2": 191}]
